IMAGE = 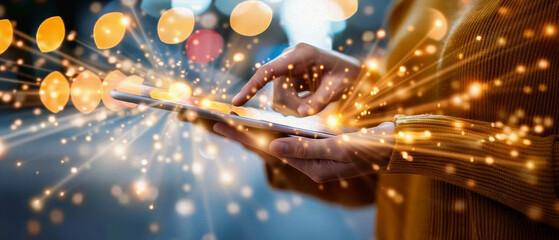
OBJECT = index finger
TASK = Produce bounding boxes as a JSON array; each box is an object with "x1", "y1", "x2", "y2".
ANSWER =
[{"x1": 232, "y1": 44, "x2": 318, "y2": 106}]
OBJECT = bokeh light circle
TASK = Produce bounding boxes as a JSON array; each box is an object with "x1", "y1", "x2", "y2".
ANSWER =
[
  {"x1": 199, "y1": 12, "x2": 218, "y2": 29},
  {"x1": 140, "y1": 0, "x2": 171, "y2": 18},
  {"x1": 39, "y1": 71, "x2": 70, "y2": 113},
  {"x1": 427, "y1": 8, "x2": 448, "y2": 41},
  {"x1": 230, "y1": 1, "x2": 273, "y2": 37},
  {"x1": 186, "y1": 30, "x2": 223, "y2": 64},
  {"x1": 93, "y1": 12, "x2": 127, "y2": 49},
  {"x1": 71, "y1": 70, "x2": 102, "y2": 114},
  {"x1": 171, "y1": 0, "x2": 212, "y2": 15},
  {"x1": 215, "y1": 0, "x2": 244, "y2": 16},
  {"x1": 102, "y1": 70, "x2": 133, "y2": 111},
  {"x1": 0, "y1": 19, "x2": 13, "y2": 55},
  {"x1": 157, "y1": 8, "x2": 195, "y2": 44},
  {"x1": 324, "y1": 0, "x2": 358, "y2": 21},
  {"x1": 36, "y1": 16, "x2": 65, "y2": 53}
]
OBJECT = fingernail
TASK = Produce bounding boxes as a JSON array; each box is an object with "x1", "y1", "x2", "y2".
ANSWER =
[{"x1": 270, "y1": 141, "x2": 289, "y2": 155}]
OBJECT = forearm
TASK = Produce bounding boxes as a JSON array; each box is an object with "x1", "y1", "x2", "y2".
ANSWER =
[{"x1": 386, "y1": 114, "x2": 559, "y2": 227}]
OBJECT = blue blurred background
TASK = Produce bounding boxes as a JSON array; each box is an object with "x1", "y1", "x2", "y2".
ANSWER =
[{"x1": 0, "y1": 0, "x2": 392, "y2": 239}]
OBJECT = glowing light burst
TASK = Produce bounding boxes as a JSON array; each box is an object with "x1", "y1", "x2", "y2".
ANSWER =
[
  {"x1": 157, "y1": 8, "x2": 195, "y2": 44},
  {"x1": 0, "y1": 19, "x2": 13, "y2": 55},
  {"x1": 151, "y1": 81, "x2": 194, "y2": 102},
  {"x1": 71, "y1": 70, "x2": 102, "y2": 114},
  {"x1": 39, "y1": 71, "x2": 70, "y2": 113},
  {"x1": 230, "y1": 1, "x2": 273, "y2": 37},
  {"x1": 36, "y1": 16, "x2": 65, "y2": 52},
  {"x1": 186, "y1": 29, "x2": 223, "y2": 63},
  {"x1": 93, "y1": 12, "x2": 128, "y2": 49}
]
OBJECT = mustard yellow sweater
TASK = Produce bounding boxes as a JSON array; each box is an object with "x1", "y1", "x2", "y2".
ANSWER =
[{"x1": 266, "y1": 0, "x2": 559, "y2": 239}]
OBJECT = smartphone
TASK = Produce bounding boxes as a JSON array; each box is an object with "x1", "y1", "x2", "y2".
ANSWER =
[{"x1": 110, "y1": 90, "x2": 351, "y2": 139}]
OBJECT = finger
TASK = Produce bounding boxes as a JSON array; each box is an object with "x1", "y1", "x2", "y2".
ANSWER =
[
  {"x1": 297, "y1": 75, "x2": 346, "y2": 116},
  {"x1": 282, "y1": 158, "x2": 343, "y2": 183},
  {"x1": 213, "y1": 123, "x2": 274, "y2": 152},
  {"x1": 232, "y1": 43, "x2": 318, "y2": 106},
  {"x1": 268, "y1": 136, "x2": 347, "y2": 161},
  {"x1": 272, "y1": 77, "x2": 306, "y2": 116}
]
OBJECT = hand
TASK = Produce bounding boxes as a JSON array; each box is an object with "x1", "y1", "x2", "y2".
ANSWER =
[
  {"x1": 213, "y1": 122, "x2": 395, "y2": 183},
  {"x1": 232, "y1": 43, "x2": 362, "y2": 117}
]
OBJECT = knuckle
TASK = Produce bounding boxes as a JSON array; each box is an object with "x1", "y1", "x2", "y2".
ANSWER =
[
  {"x1": 295, "y1": 42, "x2": 309, "y2": 50},
  {"x1": 294, "y1": 144, "x2": 310, "y2": 159}
]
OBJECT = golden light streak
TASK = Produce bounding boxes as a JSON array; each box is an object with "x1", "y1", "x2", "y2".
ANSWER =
[
  {"x1": 0, "y1": 19, "x2": 13, "y2": 55},
  {"x1": 230, "y1": 1, "x2": 273, "y2": 36},
  {"x1": 39, "y1": 71, "x2": 70, "y2": 113},
  {"x1": 71, "y1": 70, "x2": 102, "y2": 114},
  {"x1": 93, "y1": 12, "x2": 127, "y2": 49},
  {"x1": 157, "y1": 8, "x2": 195, "y2": 44},
  {"x1": 36, "y1": 16, "x2": 65, "y2": 52}
]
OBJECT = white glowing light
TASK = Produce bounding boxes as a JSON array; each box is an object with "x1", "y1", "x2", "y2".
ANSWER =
[
  {"x1": 219, "y1": 171, "x2": 234, "y2": 185},
  {"x1": 175, "y1": 199, "x2": 195, "y2": 216},
  {"x1": 70, "y1": 167, "x2": 78, "y2": 174},
  {"x1": 256, "y1": 209, "x2": 269, "y2": 221},
  {"x1": 275, "y1": 199, "x2": 291, "y2": 214},
  {"x1": 30, "y1": 197, "x2": 43, "y2": 212},
  {"x1": 192, "y1": 162, "x2": 203, "y2": 175},
  {"x1": 134, "y1": 180, "x2": 147, "y2": 195},
  {"x1": 241, "y1": 186, "x2": 253, "y2": 199},
  {"x1": 227, "y1": 202, "x2": 240, "y2": 215}
]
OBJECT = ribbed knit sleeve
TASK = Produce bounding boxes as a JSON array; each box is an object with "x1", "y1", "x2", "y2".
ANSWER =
[{"x1": 386, "y1": 114, "x2": 559, "y2": 227}]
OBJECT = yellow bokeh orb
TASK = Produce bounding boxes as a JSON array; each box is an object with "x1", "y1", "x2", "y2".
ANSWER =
[
  {"x1": 102, "y1": 70, "x2": 134, "y2": 111},
  {"x1": 324, "y1": 0, "x2": 358, "y2": 21},
  {"x1": 0, "y1": 19, "x2": 13, "y2": 55},
  {"x1": 158, "y1": 8, "x2": 195, "y2": 44},
  {"x1": 230, "y1": 1, "x2": 273, "y2": 37},
  {"x1": 116, "y1": 75, "x2": 144, "y2": 99},
  {"x1": 36, "y1": 16, "x2": 65, "y2": 53},
  {"x1": 93, "y1": 12, "x2": 127, "y2": 49},
  {"x1": 71, "y1": 70, "x2": 102, "y2": 114},
  {"x1": 39, "y1": 71, "x2": 70, "y2": 113}
]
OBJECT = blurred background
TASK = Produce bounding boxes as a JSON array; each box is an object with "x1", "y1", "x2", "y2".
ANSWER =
[{"x1": 0, "y1": 0, "x2": 392, "y2": 239}]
